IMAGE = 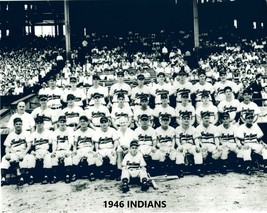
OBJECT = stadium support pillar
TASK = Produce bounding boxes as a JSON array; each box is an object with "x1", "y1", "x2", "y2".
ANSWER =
[
  {"x1": 193, "y1": 0, "x2": 199, "y2": 60},
  {"x1": 64, "y1": 0, "x2": 71, "y2": 61}
]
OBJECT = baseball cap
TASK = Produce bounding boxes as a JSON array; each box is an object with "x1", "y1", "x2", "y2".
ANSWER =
[
  {"x1": 242, "y1": 89, "x2": 252, "y2": 95},
  {"x1": 160, "y1": 114, "x2": 170, "y2": 121},
  {"x1": 140, "y1": 114, "x2": 149, "y2": 121},
  {"x1": 137, "y1": 74, "x2": 145, "y2": 80},
  {"x1": 219, "y1": 69, "x2": 227, "y2": 76},
  {"x1": 130, "y1": 140, "x2": 139, "y2": 148},
  {"x1": 178, "y1": 69, "x2": 188, "y2": 76},
  {"x1": 48, "y1": 75, "x2": 56, "y2": 81},
  {"x1": 67, "y1": 94, "x2": 75, "y2": 100},
  {"x1": 13, "y1": 117, "x2": 22, "y2": 124},
  {"x1": 181, "y1": 92, "x2": 189, "y2": 99},
  {"x1": 140, "y1": 95, "x2": 148, "y2": 102},
  {"x1": 117, "y1": 71, "x2": 124, "y2": 77},
  {"x1": 58, "y1": 115, "x2": 67, "y2": 122},
  {"x1": 38, "y1": 94, "x2": 48, "y2": 101},
  {"x1": 92, "y1": 92, "x2": 102, "y2": 99},
  {"x1": 224, "y1": 86, "x2": 232, "y2": 92},
  {"x1": 221, "y1": 112, "x2": 230, "y2": 119},
  {"x1": 245, "y1": 112, "x2": 254, "y2": 119},
  {"x1": 70, "y1": 76, "x2": 77, "y2": 82},
  {"x1": 198, "y1": 69, "x2": 206, "y2": 76},
  {"x1": 79, "y1": 115, "x2": 89, "y2": 122},
  {"x1": 92, "y1": 74, "x2": 101, "y2": 80},
  {"x1": 201, "y1": 111, "x2": 210, "y2": 118},
  {"x1": 117, "y1": 93, "x2": 125, "y2": 99},
  {"x1": 160, "y1": 93, "x2": 168, "y2": 100},
  {"x1": 201, "y1": 91, "x2": 210, "y2": 98},
  {"x1": 35, "y1": 116, "x2": 44, "y2": 123},
  {"x1": 181, "y1": 111, "x2": 190, "y2": 119},
  {"x1": 157, "y1": 72, "x2": 165, "y2": 78},
  {"x1": 100, "y1": 116, "x2": 109, "y2": 123}
]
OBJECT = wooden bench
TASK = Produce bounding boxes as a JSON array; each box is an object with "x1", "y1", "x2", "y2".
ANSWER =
[{"x1": 0, "y1": 108, "x2": 9, "y2": 119}]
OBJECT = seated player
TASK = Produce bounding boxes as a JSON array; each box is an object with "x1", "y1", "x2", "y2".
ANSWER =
[
  {"x1": 196, "y1": 112, "x2": 222, "y2": 173},
  {"x1": 175, "y1": 112, "x2": 203, "y2": 177},
  {"x1": 72, "y1": 116, "x2": 97, "y2": 181},
  {"x1": 121, "y1": 140, "x2": 149, "y2": 193},
  {"x1": 235, "y1": 112, "x2": 267, "y2": 174},
  {"x1": 94, "y1": 116, "x2": 120, "y2": 179},
  {"x1": 51, "y1": 116, "x2": 74, "y2": 183},
  {"x1": 1, "y1": 118, "x2": 33, "y2": 186},
  {"x1": 217, "y1": 112, "x2": 243, "y2": 174}
]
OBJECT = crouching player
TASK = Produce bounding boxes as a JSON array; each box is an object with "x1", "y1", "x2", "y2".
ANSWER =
[
  {"x1": 121, "y1": 140, "x2": 149, "y2": 193},
  {"x1": 28, "y1": 116, "x2": 53, "y2": 184},
  {"x1": 94, "y1": 116, "x2": 120, "y2": 179},
  {"x1": 51, "y1": 116, "x2": 74, "y2": 183},
  {"x1": 217, "y1": 112, "x2": 243, "y2": 173},
  {"x1": 152, "y1": 114, "x2": 176, "y2": 175},
  {"x1": 236, "y1": 112, "x2": 267, "y2": 174},
  {"x1": 72, "y1": 116, "x2": 97, "y2": 181},
  {"x1": 196, "y1": 112, "x2": 222, "y2": 173},
  {"x1": 1, "y1": 118, "x2": 34, "y2": 186},
  {"x1": 175, "y1": 112, "x2": 204, "y2": 177}
]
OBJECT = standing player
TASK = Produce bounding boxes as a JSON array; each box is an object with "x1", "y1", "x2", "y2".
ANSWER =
[
  {"x1": 217, "y1": 112, "x2": 243, "y2": 173},
  {"x1": 28, "y1": 116, "x2": 53, "y2": 184},
  {"x1": 72, "y1": 116, "x2": 97, "y2": 181},
  {"x1": 51, "y1": 116, "x2": 74, "y2": 183},
  {"x1": 94, "y1": 116, "x2": 120, "y2": 179},
  {"x1": 175, "y1": 112, "x2": 203, "y2": 177},
  {"x1": 196, "y1": 112, "x2": 221, "y2": 173},
  {"x1": 121, "y1": 140, "x2": 149, "y2": 193},
  {"x1": 1, "y1": 118, "x2": 33, "y2": 186},
  {"x1": 235, "y1": 112, "x2": 267, "y2": 174},
  {"x1": 131, "y1": 74, "x2": 151, "y2": 106}
]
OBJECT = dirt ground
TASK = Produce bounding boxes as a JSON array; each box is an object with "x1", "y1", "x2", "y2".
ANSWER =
[{"x1": 1, "y1": 171, "x2": 267, "y2": 213}]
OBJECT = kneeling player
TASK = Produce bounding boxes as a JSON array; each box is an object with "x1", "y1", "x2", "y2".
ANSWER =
[
  {"x1": 175, "y1": 112, "x2": 203, "y2": 177},
  {"x1": 121, "y1": 140, "x2": 149, "y2": 193}
]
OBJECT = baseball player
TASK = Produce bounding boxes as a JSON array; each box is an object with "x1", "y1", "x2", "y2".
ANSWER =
[
  {"x1": 1, "y1": 118, "x2": 34, "y2": 186},
  {"x1": 196, "y1": 91, "x2": 219, "y2": 125},
  {"x1": 94, "y1": 116, "x2": 120, "y2": 179},
  {"x1": 7, "y1": 101, "x2": 35, "y2": 133},
  {"x1": 217, "y1": 86, "x2": 241, "y2": 126},
  {"x1": 217, "y1": 112, "x2": 243, "y2": 174},
  {"x1": 153, "y1": 114, "x2": 176, "y2": 175},
  {"x1": 60, "y1": 94, "x2": 85, "y2": 130},
  {"x1": 31, "y1": 94, "x2": 57, "y2": 130},
  {"x1": 28, "y1": 116, "x2": 53, "y2": 184},
  {"x1": 121, "y1": 140, "x2": 149, "y2": 193},
  {"x1": 175, "y1": 92, "x2": 196, "y2": 126},
  {"x1": 50, "y1": 116, "x2": 74, "y2": 183},
  {"x1": 235, "y1": 112, "x2": 267, "y2": 174},
  {"x1": 196, "y1": 112, "x2": 221, "y2": 173},
  {"x1": 175, "y1": 112, "x2": 204, "y2": 177},
  {"x1": 72, "y1": 116, "x2": 97, "y2": 181}
]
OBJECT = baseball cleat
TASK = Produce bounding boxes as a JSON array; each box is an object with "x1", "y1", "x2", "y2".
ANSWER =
[
  {"x1": 65, "y1": 175, "x2": 70, "y2": 183},
  {"x1": 122, "y1": 183, "x2": 129, "y2": 193},
  {"x1": 42, "y1": 176, "x2": 48, "y2": 184},
  {"x1": 141, "y1": 181, "x2": 149, "y2": 191},
  {"x1": 28, "y1": 176, "x2": 34, "y2": 185},
  {"x1": 1, "y1": 177, "x2": 7, "y2": 186},
  {"x1": 89, "y1": 173, "x2": 96, "y2": 181},
  {"x1": 71, "y1": 174, "x2": 76, "y2": 182},
  {"x1": 197, "y1": 169, "x2": 204, "y2": 177},
  {"x1": 17, "y1": 177, "x2": 24, "y2": 186},
  {"x1": 264, "y1": 166, "x2": 267, "y2": 173},
  {"x1": 51, "y1": 176, "x2": 57, "y2": 184},
  {"x1": 245, "y1": 166, "x2": 251, "y2": 175}
]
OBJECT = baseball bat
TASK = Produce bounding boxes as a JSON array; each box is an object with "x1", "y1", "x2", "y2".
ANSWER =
[
  {"x1": 147, "y1": 173, "x2": 158, "y2": 190},
  {"x1": 150, "y1": 175, "x2": 179, "y2": 180}
]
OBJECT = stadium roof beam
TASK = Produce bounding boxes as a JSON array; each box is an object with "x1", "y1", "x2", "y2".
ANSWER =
[{"x1": 64, "y1": 0, "x2": 71, "y2": 61}]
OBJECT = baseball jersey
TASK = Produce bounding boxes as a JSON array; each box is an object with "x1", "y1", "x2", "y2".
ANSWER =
[
  {"x1": 235, "y1": 124, "x2": 264, "y2": 143},
  {"x1": 39, "y1": 87, "x2": 63, "y2": 108},
  {"x1": 133, "y1": 126, "x2": 156, "y2": 146},
  {"x1": 7, "y1": 113, "x2": 35, "y2": 132},
  {"x1": 150, "y1": 83, "x2": 174, "y2": 104},
  {"x1": 111, "y1": 105, "x2": 133, "y2": 123},
  {"x1": 214, "y1": 80, "x2": 239, "y2": 102},
  {"x1": 195, "y1": 103, "x2": 218, "y2": 124},
  {"x1": 85, "y1": 105, "x2": 110, "y2": 127},
  {"x1": 30, "y1": 129, "x2": 52, "y2": 151},
  {"x1": 133, "y1": 106, "x2": 155, "y2": 122},
  {"x1": 73, "y1": 128, "x2": 95, "y2": 150},
  {"x1": 117, "y1": 128, "x2": 135, "y2": 148},
  {"x1": 31, "y1": 107, "x2": 56, "y2": 130},
  {"x1": 172, "y1": 81, "x2": 193, "y2": 102},
  {"x1": 240, "y1": 101, "x2": 261, "y2": 119},
  {"x1": 122, "y1": 152, "x2": 147, "y2": 169},
  {"x1": 196, "y1": 124, "x2": 219, "y2": 144},
  {"x1": 87, "y1": 85, "x2": 108, "y2": 106},
  {"x1": 52, "y1": 128, "x2": 74, "y2": 151},
  {"x1": 192, "y1": 82, "x2": 214, "y2": 102},
  {"x1": 131, "y1": 85, "x2": 151, "y2": 105},
  {"x1": 62, "y1": 88, "x2": 86, "y2": 107},
  {"x1": 175, "y1": 126, "x2": 198, "y2": 145},
  {"x1": 60, "y1": 106, "x2": 85, "y2": 127},
  {"x1": 94, "y1": 127, "x2": 119, "y2": 149},
  {"x1": 154, "y1": 105, "x2": 176, "y2": 118},
  {"x1": 109, "y1": 82, "x2": 132, "y2": 103},
  {"x1": 217, "y1": 124, "x2": 238, "y2": 144},
  {"x1": 175, "y1": 103, "x2": 196, "y2": 119},
  {"x1": 217, "y1": 99, "x2": 241, "y2": 121},
  {"x1": 155, "y1": 126, "x2": 176, "y2": 148},
  {"x1": 4, "y1": 131, "x2": 30, "y2": 152}
]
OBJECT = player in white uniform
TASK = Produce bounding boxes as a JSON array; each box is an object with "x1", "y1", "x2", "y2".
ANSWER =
[
  {"x1": 235, "y1": 112, "x2": 267, "y2": 174},
  {"x1": 50, "y1": 116, "x2": 74, "y2": 183},
  {"x1": 1, "y1": 118, "x2": 34, "y2": 186},
  {"x1": 31, "y1": 95, "x2": 57, "y2": 130},
  {"x1": 217, "y1": 112, "x2": 243, "y2": 174},
  {"x1": 175, "y1": 112, "x2": 203, "y2": 177},
  {"x1": 94, "y1": 116, "x2": 120, "y2": 179},
  {"x1": 196, "y1": 91, "x2": 218, "y2": 125},
  {"x1": 72, "y1": 116, "x2": 97, "y2": 181},
  {"x1": 196, "y1": 112, "x2": 221, "y2": 173},
  {"x1": 153, "y1": 114, "x2": 176, "y2": 175},
  {"x1": 175, "y1": 92, "x2": 196, "y2": 126},
  {"x1": 121, "y1": 140, "x2": 149, "y2": 193},
  {"x1": 28, "y1": 116, "x2": 53, "y2": 184},
  {"x1": 131, "y1": 74, "x2": 151, "y2": 106}
]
